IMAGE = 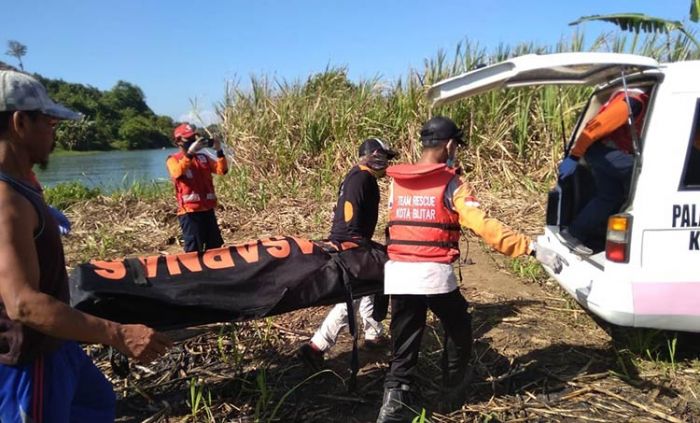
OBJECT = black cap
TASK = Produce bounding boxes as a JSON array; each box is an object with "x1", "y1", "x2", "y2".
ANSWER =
[
  {"x1": 420, "y1": 116, "x2": 464, "y2": 145},
  {"x1": 358, "y1": 138, "x2": 398, "y2": 159}
]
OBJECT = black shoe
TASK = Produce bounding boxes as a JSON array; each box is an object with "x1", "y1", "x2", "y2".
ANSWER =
[
  {"x1": 558, "y1": 229, "x2": 593, "y2": 256},
  {"x1": 297, "y1": 343, "x2": 324, "y2": 371},
  {"x1": 376, "y1": 385, "x2": 416, "y2": 423},
  {"x1": 441, "y1": 365, "x2": 474, "y2": 412}
]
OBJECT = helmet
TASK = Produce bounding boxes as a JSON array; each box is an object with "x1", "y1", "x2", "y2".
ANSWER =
[{"x1": 173, "y1": 123, "x2": 197, "y2": 140}]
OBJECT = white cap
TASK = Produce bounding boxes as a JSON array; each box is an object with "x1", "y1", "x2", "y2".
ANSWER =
[{"x1": 0, "y1": 70, "x2": 81, "y2": 120}]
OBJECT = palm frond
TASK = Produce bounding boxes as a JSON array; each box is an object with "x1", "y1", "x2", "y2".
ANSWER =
[
  {"x1": 691, "y1": 0, "x2": 700, "y2": 22},
  {"x1": 570, "y1": 14, "x2": 684, "y2": 34}
]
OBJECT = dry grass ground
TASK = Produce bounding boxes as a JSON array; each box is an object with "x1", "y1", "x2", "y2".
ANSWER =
[{"x1": 60, "y1": 183, "x2": 700, "y2": 423}]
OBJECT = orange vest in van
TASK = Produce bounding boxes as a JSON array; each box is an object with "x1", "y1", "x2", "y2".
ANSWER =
[
  {"x1": 169, "y1": 151, "x2": 218, "y2": 213},
  {"x1": 599, "y1": 90, "x2": 649, "y2": 154},
  {"x1": 387, "y1": 163, "x2": 461, "y2": 264}
]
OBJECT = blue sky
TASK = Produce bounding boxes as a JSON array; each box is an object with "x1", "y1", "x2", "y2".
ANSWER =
[{"x1": 3, "y1": 1, "x2": 691, "y2": 122}]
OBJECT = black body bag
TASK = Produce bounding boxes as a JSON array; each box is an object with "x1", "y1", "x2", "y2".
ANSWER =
[{"x1": 70, "y1": 236, "x2": 387, "y2": 331}]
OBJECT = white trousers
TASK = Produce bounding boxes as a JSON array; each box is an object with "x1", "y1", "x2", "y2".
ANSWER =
[{"x1": 310, "y1": 296, "x2": 385, "y2": 352}]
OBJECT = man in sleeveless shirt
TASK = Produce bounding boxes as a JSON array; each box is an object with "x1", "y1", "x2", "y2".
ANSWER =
[
  {"x1": 0, "y1": 70, "x2": 171, "y2": 422},
  {"x1": 376, "y1": 116, "x2": 565, "y2": 422}
]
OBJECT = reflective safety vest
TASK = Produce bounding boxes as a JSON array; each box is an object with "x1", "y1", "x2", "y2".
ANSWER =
[
  {"x1": 386, "y1": 163, "x2": 461, "y2": 264},
  {"x1": 170, "y1": 151, "x2": 218, "y2": 212},
  {"x1": 600, "y1": 90, "x2": 649, "y2": 154}
]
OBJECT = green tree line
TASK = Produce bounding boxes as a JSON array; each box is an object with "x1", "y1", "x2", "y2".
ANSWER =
[
  {"x1": 37, "y1": 76, "x2": 175, "y2": 151},
  {"x1": 3, "y1": 40, "x2": 174, "y2": 151}
]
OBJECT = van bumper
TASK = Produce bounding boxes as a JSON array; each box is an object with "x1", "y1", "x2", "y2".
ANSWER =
[
  {"x1": 573, "y1": 288, "x2": 700, "y2": 332},
  {"x1": 537, "y1": 231, "x2": 700, "y2": 333}
]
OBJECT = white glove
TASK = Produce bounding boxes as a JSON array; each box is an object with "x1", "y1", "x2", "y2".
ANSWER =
[
  {"x1": 533, "y1": 243, "x2": 567, "y2": 274},
  {"x1": 187, "y1": 138, "x2": 205, "y2": 154}
]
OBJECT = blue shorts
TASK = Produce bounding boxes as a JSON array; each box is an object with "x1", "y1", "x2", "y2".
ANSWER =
[
  {"x1": 0, "y1": 342, "x2": 115, "y2": 423},
  {"x1": 178, "y1": 209, "x2": 224, "y2": 252}
]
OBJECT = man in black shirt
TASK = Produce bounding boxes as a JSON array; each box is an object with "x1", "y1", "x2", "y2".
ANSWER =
[{"x1": 298, "y1": 138, "x2": 397, "y2": 369}]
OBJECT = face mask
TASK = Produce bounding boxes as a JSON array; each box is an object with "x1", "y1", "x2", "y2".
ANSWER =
[
  {"x1": 371, "y1": 168, "x2": 387, "y2": 178},
  {"x1": 446, "y1": 153, "x2": 456, "y2": 168},
  {"x1": 362, "y1": 151, "x2": 390, "y2": 172}
]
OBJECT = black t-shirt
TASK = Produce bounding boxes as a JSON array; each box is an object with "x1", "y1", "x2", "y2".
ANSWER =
[{"x1": 329, "y1": 166, "x2": 380, "y2": 242}]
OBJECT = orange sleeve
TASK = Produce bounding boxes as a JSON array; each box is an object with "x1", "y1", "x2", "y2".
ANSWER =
[
  {"x1": 452, "y1": 183, "x2": 532, "y2": 257},
  {"x1": 166, "y1": 155, "x2": 192, "y2": 179},
  {"x1": 570, "y1": 97, "x2": 631, "y2": 158},
  {"x1": 210, "y1": 156, "x2": 228, "y2": 175}
]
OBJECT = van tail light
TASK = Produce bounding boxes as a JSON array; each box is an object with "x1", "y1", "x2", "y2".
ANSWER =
[{"x1": 606, "y1": 214, "x2": 632, "y2": 263}]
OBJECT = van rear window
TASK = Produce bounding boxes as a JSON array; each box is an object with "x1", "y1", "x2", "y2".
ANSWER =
[{"x1": 681, "y1": 100, "x2": 700, "y2": 189}]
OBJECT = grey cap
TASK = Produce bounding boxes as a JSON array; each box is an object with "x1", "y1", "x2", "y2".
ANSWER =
[{"x1": 0, "y1": 70, "x2": 81, "y2": 120}]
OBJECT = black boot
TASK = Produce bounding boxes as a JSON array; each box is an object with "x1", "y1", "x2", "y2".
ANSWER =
[
  {"x1": 376, "y1": 384, "x2": 415, "y2": 423},
  {"x1": 440, "y1": 332, "x2": 473, "y2": 412},
  {"x1": 440, "y1": 365, "x2": 474, "y2": 413}
]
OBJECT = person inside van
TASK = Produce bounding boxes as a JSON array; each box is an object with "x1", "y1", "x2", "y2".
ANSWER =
[{"x1": 557, "y1": 88, "x2": 649, "y2": 255}]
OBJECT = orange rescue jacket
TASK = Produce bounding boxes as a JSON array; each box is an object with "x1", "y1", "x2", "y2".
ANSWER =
[
  {"x1": 167, "y1": 151, "x2": 222, "y2": 214},
  {"x1": 387, "y1": 163, "x2": 461, "y2": 264},
  {"x1": 571, "y1": 90, "x2": 649, "y2": 157}
]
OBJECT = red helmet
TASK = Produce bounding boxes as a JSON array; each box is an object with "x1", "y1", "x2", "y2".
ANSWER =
[{"x1": 173, "y1": 123, "x2": 197, "y2": 140}]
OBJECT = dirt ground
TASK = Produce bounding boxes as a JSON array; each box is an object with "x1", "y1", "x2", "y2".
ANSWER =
[{"x1": 103, "y1": 237, "x2": 700, "y2": 422}]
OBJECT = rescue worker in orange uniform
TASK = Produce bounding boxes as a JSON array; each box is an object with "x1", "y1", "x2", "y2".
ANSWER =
[
  {"x1": 167, "y1": 123, "x2": 228, "y2": 252},
  {"x1": 376, "y1": 116, "x2": 564, "y2": 423},
  {"x1": 558, "y1": 88, "x2": 649, "y2": 255}
]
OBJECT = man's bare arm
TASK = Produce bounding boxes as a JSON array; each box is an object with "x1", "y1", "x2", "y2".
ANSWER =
[{"x1": 0, "y1": 184, "x2": 171, "y2": 362}]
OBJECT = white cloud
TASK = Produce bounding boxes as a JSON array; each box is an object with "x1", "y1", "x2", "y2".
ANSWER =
[{"x1": 177, "y1": 109, "x2": 221, "y2": 127}]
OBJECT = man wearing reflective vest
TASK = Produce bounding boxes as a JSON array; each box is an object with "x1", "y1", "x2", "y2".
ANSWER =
[
  {"x1": 376, "y1": 116, "x2": 564, "y2": 423},
  {"x1": 557, "y1": 88, "x2": 649, "y2": 255},
  {"x1": 167, "y1": 123, "x2": 228, "y2": 252}
]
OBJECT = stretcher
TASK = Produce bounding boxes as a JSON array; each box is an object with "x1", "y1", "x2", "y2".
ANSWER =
[{"x1": 70, "y1": 236, "x2": 387, "y2": 331}]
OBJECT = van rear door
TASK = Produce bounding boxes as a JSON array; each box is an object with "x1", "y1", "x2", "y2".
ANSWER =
[{"x1": 428, "y1": 53, "x2": 659, "y2": 107}]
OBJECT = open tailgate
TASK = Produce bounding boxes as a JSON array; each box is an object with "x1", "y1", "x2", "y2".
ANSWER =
[{"x1": 428, "y1": 52, "x2": 659, "y2": 106}]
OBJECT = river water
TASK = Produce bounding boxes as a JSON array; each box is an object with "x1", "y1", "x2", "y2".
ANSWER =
[{"x1": 34, "y1": 148, "x2": 179, "y2": 191}]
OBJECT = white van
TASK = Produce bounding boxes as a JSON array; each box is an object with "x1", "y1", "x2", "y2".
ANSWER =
[{"x1": 428, "y1": 53, "x2": 700, "y2": 332}]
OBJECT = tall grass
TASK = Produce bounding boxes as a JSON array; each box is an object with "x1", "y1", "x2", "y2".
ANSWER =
[
  {"x1": 52, "y1": 31, "x2": 699, "y2": 251},
  {"x1": 217, "y1": 31, "x2": 699, "y2": 223}
]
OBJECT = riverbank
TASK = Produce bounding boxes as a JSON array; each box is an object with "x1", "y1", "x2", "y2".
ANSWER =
[
  {"x1": 36, "y1": 147, "x2": 178, "y2": 190},
  {"x1": 51, "y1": 149, "x2": 100, "y2": 157}
]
